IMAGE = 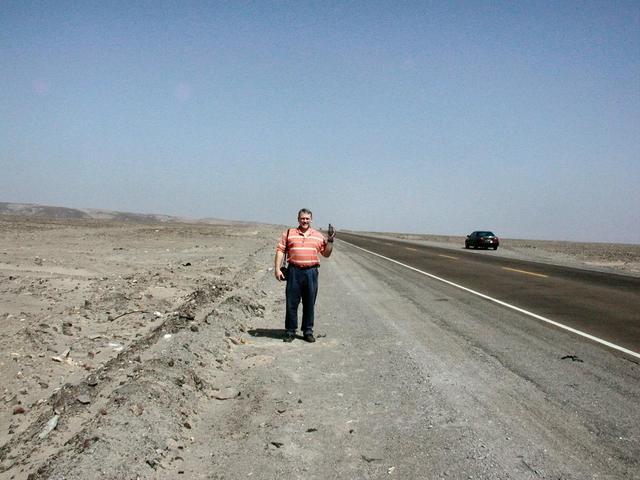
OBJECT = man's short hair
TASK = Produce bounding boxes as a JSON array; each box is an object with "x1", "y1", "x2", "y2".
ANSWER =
[{"x1": 298, "y1": 208, "x2": 312, "y2": 218}]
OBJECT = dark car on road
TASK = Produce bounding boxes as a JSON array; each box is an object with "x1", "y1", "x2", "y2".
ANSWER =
[{"x1": 465, "y1": 231, "x2": 499, "y2": 250}]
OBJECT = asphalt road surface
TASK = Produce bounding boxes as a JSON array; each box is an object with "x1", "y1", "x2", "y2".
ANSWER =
[{"x1": 338, "y1": 232, "x2": 640, "y2": 358}]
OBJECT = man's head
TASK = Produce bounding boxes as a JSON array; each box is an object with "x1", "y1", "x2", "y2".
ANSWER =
[{"x1": 298, "y1": 208, "x2": 312, "y2": 231}]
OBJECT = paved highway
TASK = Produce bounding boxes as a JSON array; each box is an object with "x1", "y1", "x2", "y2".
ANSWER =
[{"x1": 337, "y1": 232, "x2": 640, "y2": 358}]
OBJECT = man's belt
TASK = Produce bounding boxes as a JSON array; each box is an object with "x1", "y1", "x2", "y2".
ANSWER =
[{"x1": 289, "y1": 264, "x2": 319, "y2": 270}]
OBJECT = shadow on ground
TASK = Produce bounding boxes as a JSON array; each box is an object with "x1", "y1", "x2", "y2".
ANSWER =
[{"x1": 248, "y1": 328, "x2": 287, "y2": 340}]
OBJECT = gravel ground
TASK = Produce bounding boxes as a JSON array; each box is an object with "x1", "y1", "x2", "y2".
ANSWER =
[
  {"x1": 1, "y1": 215, "x2": 638, "y2": 479},
  {"x1": 0, "y1": 216, "x2": 280, "y2": 479}
]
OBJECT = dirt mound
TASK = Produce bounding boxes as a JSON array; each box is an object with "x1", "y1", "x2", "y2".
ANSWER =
[{"x1": 0, "y1": 216, "x2": 281, "y2": 479}]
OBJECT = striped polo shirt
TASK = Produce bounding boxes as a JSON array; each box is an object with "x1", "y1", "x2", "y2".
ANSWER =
[{"x1": 277, "y1": 227, "x2": 327, "y2": 267}]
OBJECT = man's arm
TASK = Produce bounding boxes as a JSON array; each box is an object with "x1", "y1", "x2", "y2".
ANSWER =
[
  {"x1": 321, "y1": 225, "x2": 335, "y2": 258},
  {"x1": 275, "y1": 250, "x2": 285, "y2": 280}
]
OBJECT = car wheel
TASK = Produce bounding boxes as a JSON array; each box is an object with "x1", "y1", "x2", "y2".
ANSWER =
[
  {"x1": 493, "y1": 246, "x2": 498, "y2": 250},
  {"x1": 465, "y1": 242, "x2": 469, "y2": 249}
]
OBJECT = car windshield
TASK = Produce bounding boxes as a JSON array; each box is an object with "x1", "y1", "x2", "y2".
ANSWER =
[{"x1": 478, "y1": 231, "x2": 495, "y2": 237}]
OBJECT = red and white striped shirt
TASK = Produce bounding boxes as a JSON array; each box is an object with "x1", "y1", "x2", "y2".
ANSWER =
[{"x1": 277, "y1": 227, "x2": 327, "y2": 267}]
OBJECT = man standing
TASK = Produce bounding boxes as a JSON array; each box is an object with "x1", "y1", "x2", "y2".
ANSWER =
[{"x1": 274, "y1": 208, "x2": 335, "y2": 343}]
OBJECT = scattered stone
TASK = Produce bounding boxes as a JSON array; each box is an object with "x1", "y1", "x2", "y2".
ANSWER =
[
  {"x1": 270, "y1": 442, "x2": 284, "y2": 448},
  {"x1": 81, "y1": 437, "x2": 97, "y2": 451},
  {"x1": 51, "y1": 347, "x2": 71, "y2": 362},
  {"x1": 39, "y1": 415, "x2": 60, "y2": 439},
  {"x1": 361, "y1": 455, "x2": 382, "y2": 463},
  {"x1": 131, "y1": 404, "x2": 144, "y2": 416},
  {"x1": 192, "y1": 373, "x2": 204, "y2": 390},
  {"x1": 53, "y1": 396, "x2": 66, "y2": 415},
  {"x1": 168, "y1": 358, "x2": 175, "y2": 367},
  {"x1": 77, "y1": 394, "x2": 91, "y2": 405},
  {"x1": 146, "y1": 459, "x2": 157, "y2": 469},
  {"x1": 108, "y1": 341, "x2": 124, "y2": 352},
  {"x1": 212, "y1": 387, "x2": 239, "y2": 400},
  {"x1": 306, "y1": 428, "x2": 317, "y2": 433},
  {"x1": 61, "y1": 321, "x2": 73, "y2": 335},
  {"x1": 13, "y1": 406, "x2": 26, "y2": 415},
  {"x1": 87, "y1": 375, "x2": 99, "y2": 387},
  {"x1": 183, "y1": 421, "x2": 192, "y2": 429}
]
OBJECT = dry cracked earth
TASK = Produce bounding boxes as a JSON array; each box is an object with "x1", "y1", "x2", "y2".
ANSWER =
[{"x1": 1, "y1": 215, "x2": 638, "y2": 479}]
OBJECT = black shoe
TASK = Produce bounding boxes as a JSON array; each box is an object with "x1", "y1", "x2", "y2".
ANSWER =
[
  {"x1": 303, "y1": 333, "x2": 316, "y2": 343},
  {"x1": 283, "y1": 333, "x2": 295, "y2": 343}
]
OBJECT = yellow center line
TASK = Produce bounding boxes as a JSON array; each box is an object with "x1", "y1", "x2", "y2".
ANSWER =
[
  {"x1": 438, "y1": 254, "x2": 458, "y2": 260},
  {"x1": 405, "y1": 247, "x2": 418, "y2": 251},
  {"x1": 502, "y1": 267, "x2": 548, "y2": 278}
]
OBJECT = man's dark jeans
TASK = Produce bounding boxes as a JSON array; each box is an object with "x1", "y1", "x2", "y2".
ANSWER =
[{"x1": 285, "y1": 265, "x2": 319, "y2": 335}]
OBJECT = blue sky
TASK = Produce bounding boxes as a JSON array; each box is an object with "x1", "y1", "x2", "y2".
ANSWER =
[{"x1": 1, "y1": 1, "x2": 639, "y2": 243}]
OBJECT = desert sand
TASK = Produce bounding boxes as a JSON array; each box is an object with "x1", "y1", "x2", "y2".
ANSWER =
[
  {"x1": 1, "y1": 213, "x2": 638, "y2": 478},
  {"x1": 0, "y1": 215, "x2": 282, "y2": 478}
]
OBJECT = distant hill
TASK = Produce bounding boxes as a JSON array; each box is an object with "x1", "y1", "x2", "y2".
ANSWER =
[
  {"x1": 0, "y1": 202, "x2": 270, "y2": 227},
  {"x1": 0, "y1": 202, "x2": 197, "y2": 224}
]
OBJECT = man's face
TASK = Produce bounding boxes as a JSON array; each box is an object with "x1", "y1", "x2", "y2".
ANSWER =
[{"x1": 298, "y1": 213, "x2": 312, "y2": 230}]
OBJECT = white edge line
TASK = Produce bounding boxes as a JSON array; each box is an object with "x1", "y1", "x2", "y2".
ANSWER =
[{"x1": 340, "y1": 239, "x2": 640, "y2": 360}]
